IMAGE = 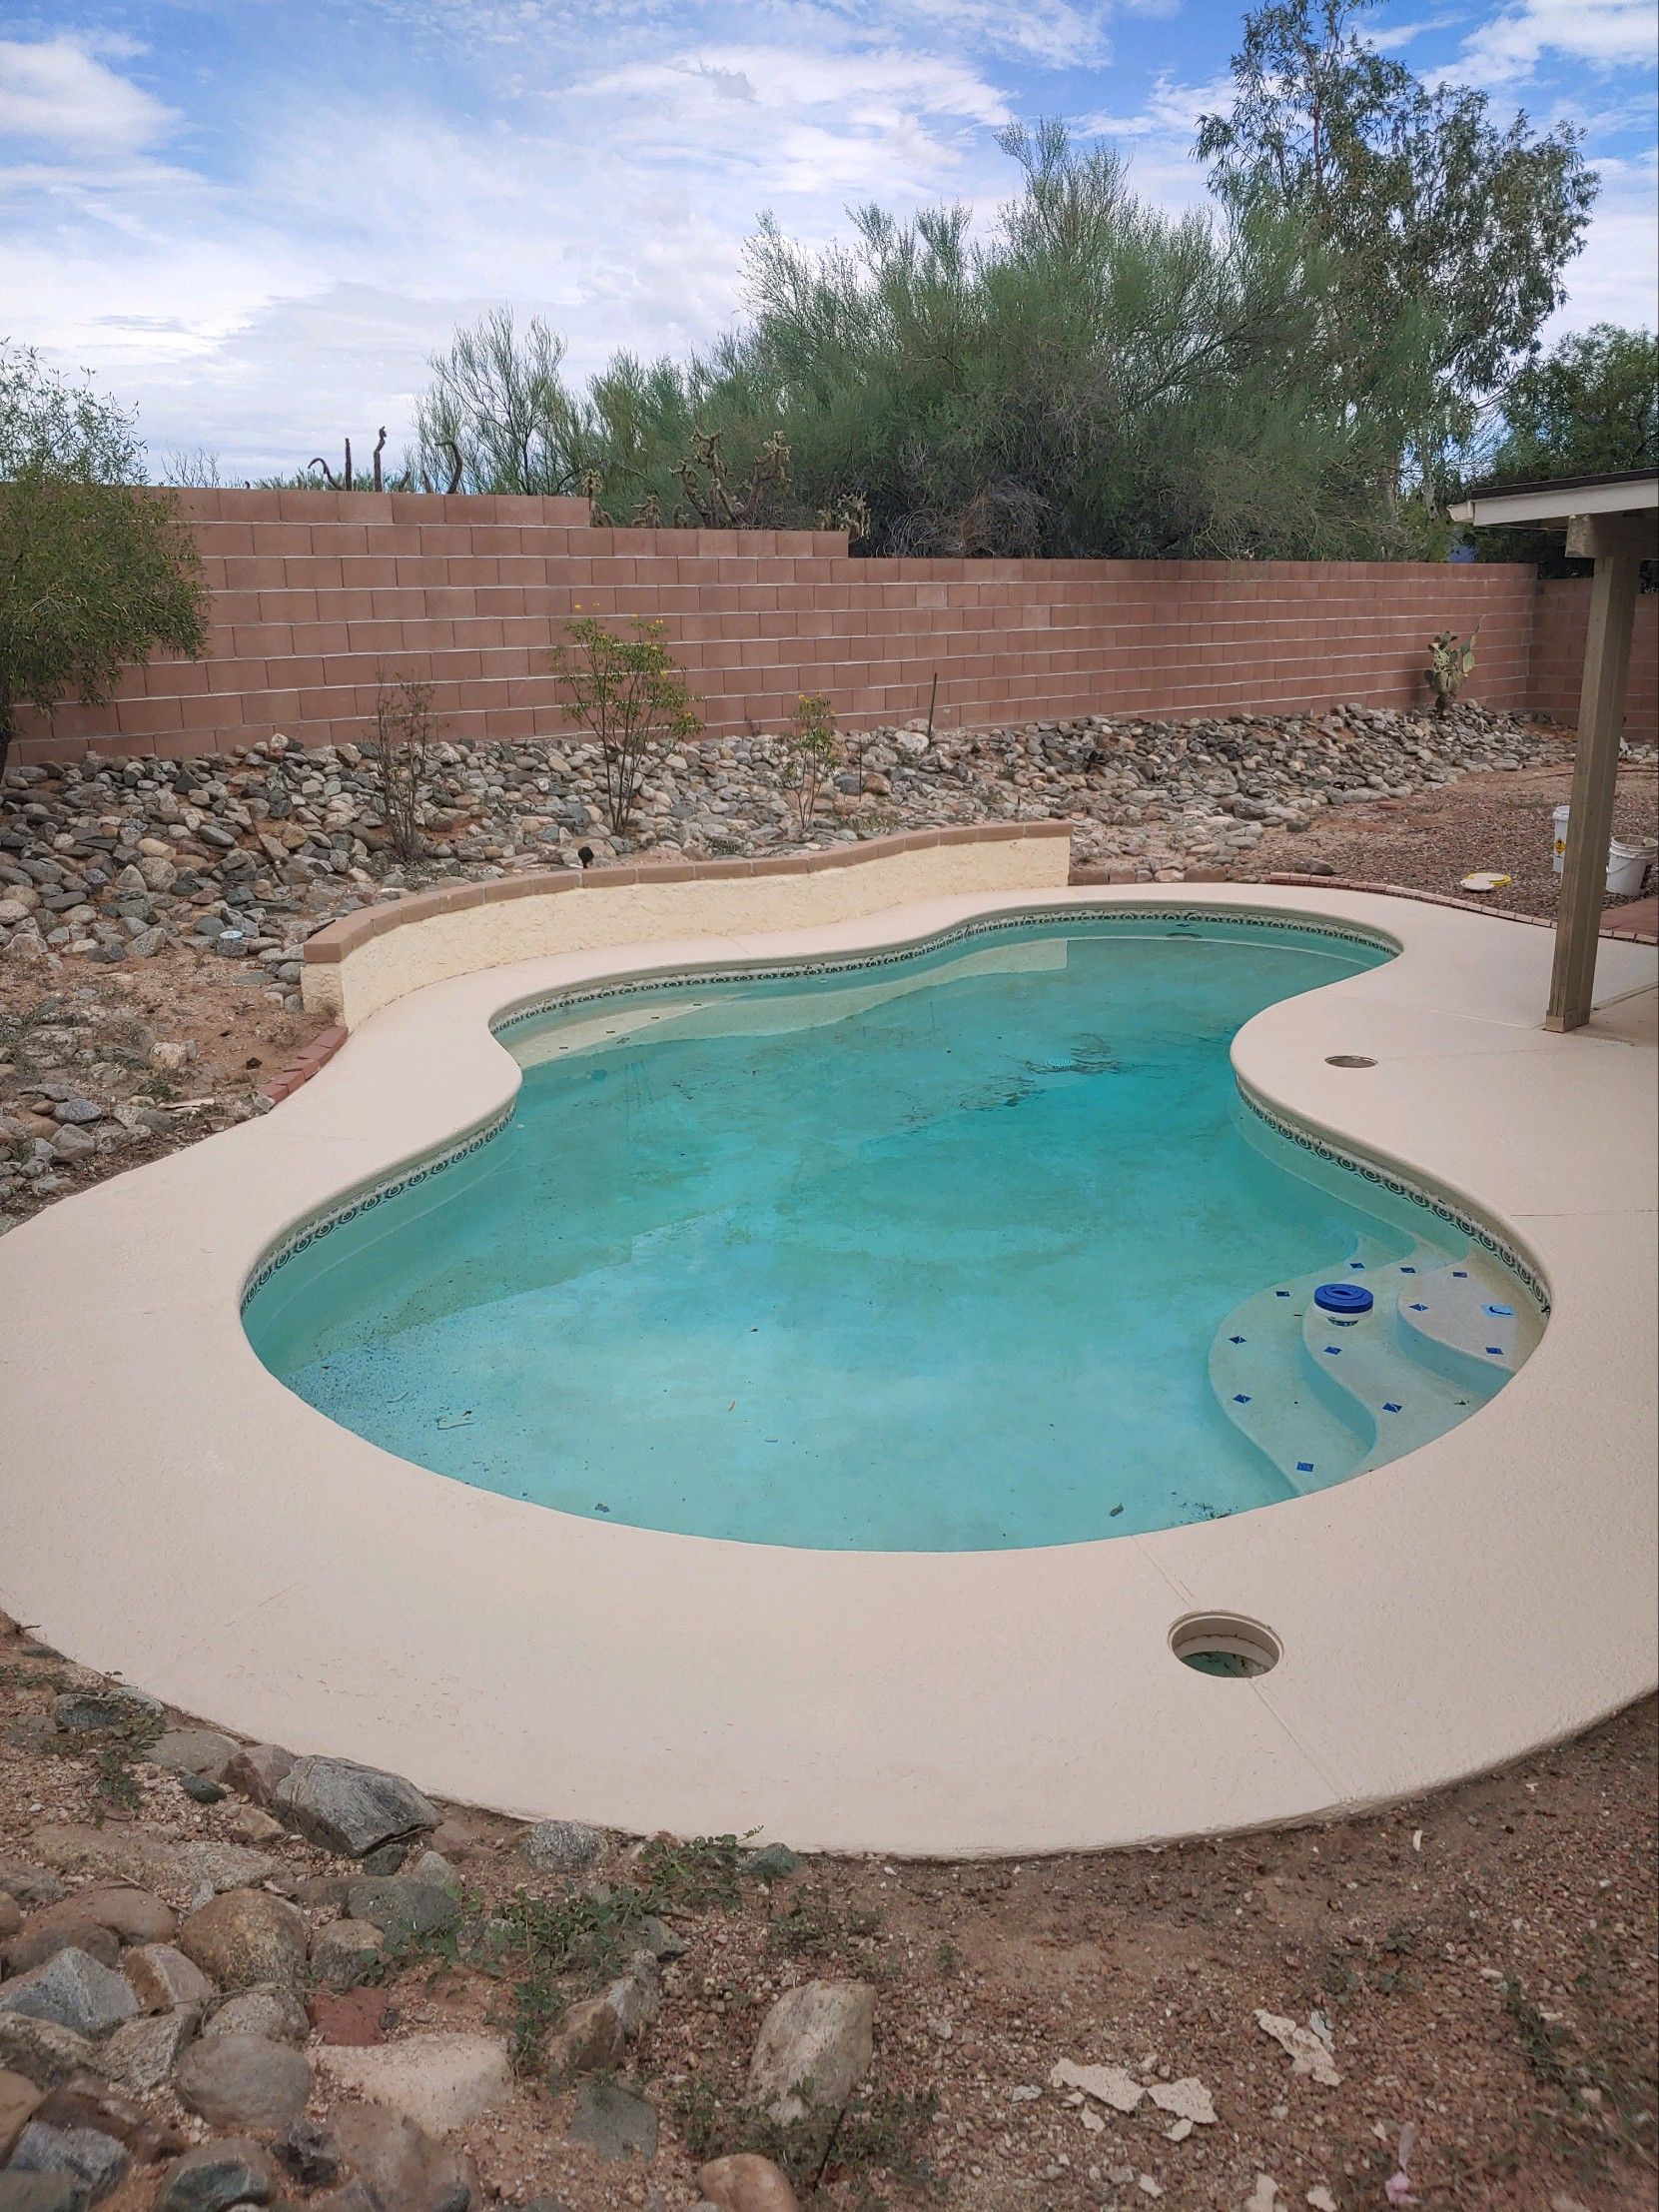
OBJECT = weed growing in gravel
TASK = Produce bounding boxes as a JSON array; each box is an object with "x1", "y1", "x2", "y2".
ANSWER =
[
  {"x1": 636, "y1": 1830, "x2": 753, "y2": 1912},
  {"x1": 766, "y1": 1884, "x2": 887, "y2": 1974}
]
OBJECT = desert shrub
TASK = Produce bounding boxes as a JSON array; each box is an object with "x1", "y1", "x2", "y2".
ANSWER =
[
  {"x1": 548, "y1": 614, "x2": 701, "y2": 835},
  {"x1": 778, "y1": 693, "x2": 840, "y2": 837},
  {"x1": 368, "y1": 672, "x2": 439, "y2": 861},
  {"x1": 0, "y1": 346, "x2": 205, "y2": 779}
]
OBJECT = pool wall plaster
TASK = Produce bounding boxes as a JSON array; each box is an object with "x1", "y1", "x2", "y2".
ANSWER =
[
  {"x1": 1, "y1": 852, "x2": 1654, "y2": 1858},
  {"x1": 301, "y1": 821, "x2": 1075, "y2": 1029}
]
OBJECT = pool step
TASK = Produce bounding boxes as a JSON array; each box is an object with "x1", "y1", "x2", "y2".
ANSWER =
[
  {"x1": 1394, "y1": 1250, "x2": 1542, "y2": 1385},
  {"x1": 1207, "y1": 1238, "x2": 1399, "y2": 1495},
  {"x1": 1210, "y1": 1239, "x2": 1523, "y2": 1491},
  {"x1": 1299, "y1": 1268, "x2": 1488, "y2": 1474}
]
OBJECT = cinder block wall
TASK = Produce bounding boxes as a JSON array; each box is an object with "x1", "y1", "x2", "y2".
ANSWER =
[
  {"x1": 11, "y1": 489, "x2": 1574, "y2": 766},
  {"x1": 1530, "y1": 577, "x2": 1659, "y2": 740}
]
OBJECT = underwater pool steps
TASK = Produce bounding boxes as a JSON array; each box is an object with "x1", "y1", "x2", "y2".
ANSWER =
[{"x1": 1210, "y1": 1241, "x2": 1527, "y2": 1492}]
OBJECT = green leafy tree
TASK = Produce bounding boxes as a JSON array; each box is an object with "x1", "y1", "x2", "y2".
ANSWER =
[
  {"x1": 0, "y1": 346, "x2": 206, "y2": 779},
  {"x1": 1197, "y1": 0, "x2": 1597, "y2": 491},
  {"x1": 549, "y1": 614, "x2": 702, "y2": 835},
  {"x1": 421, "y1": 125, "x2": 1434, "y2": 560},
  {"x1": 414, "y1": 309, "x2": 589, "y2": 496},
  {"x1": 1467, "y1": 326, "x2": 1659, "y2": 571}
]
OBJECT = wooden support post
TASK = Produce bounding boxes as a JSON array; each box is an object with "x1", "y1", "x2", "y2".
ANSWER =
[{"x1": 1545, "y1": 513, "x2": 1653, "y2": 1032}]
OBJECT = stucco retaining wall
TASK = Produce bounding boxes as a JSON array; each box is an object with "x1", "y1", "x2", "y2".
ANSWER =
[{"x1": 303, "y1": 821, "x2": 1075, "y2": 1028}]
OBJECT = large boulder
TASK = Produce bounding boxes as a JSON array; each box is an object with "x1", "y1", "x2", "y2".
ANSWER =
[
  {"x1": 271, "y1": 1759, "x2": 437, "y2": 1857},
  {"x1": 0, "y1": 1950, "x2": 137, "y2": 2041},
  {"x1": 202, "y1": 1984, "x2": 309, "y2": 2047},
  {"x1": 178, "y1": 1892, "x2": 307, "y2": 1991},
  {"x1": 173, "y1": 2033, "x2": 311, "y2": 2132},
  {"x1": 747, "y1": 1979, "x2": 874, "y2": 2124}
]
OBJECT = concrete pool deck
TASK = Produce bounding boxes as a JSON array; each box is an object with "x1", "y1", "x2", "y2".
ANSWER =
[{"x1": 1, "y1": 855, "x2": 1654, "y2": 1856}]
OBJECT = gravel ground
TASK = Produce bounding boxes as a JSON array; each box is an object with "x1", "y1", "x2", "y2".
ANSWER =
[{"x1": 1253, "y1": 756, "x2": 1659, "y2": 919}]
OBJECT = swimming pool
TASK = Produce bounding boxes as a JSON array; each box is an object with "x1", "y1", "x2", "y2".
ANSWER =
[{"x1": 244, "y1": 913, "x2": 1539, "y2": 1550}]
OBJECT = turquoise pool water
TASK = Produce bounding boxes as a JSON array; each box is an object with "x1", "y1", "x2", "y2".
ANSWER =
[{"x1": 245, "y1": 915, "x2": 1518, "y2": 1551}]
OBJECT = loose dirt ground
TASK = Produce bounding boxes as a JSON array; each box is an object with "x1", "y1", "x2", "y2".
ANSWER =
[{"x1": 1, "y1": 1633, "x2": 1653, "y2": 2212}]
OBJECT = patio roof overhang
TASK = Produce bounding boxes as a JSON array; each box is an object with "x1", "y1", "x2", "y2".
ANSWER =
[{"x1": 1448, "y1": 470, "x2": 1658, "y2": 1033}]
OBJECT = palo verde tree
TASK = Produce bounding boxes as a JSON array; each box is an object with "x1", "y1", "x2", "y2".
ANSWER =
[
  {"x1": 1197, "y1": 0, "x2": 1596, "y2": 513},
  {"x1": 0, "y1": 346, "x2": 206, "y2": 779},
  {"x1": 414, "y1": 123, "x2": 1432, "y2": 560}
]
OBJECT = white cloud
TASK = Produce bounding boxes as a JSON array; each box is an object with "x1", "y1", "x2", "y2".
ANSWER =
[
  {"x1": 1457, "y1": 0, "x2": 1659, "y2": 83},
  {"x1": 1540, "y1": 149, "x2": 1659, "y2": 338},
  {"x1": 0, "y1": 33, "x2": 177, "y2": 155}
]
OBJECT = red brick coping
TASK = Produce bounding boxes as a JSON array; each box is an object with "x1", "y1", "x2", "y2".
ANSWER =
[
  {"x1": 259, "y1": 1024, "x2": 347, "y2": 1105},
  {"x1": 300, "y1": 821, "x2": 1073, "y2": 969}
]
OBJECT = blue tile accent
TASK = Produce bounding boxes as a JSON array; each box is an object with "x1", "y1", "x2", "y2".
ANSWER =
[
  {"x1": 1349, "y1": 1259, "x2": 1365, "y2": 1269},
  {"x1": 1230, "y1": 1334, "x2": 1246, "y2": 1344},
  {"x1": 1233, "y1": 1393, "x2": 1251, "y2": 1404},
  {"x1": 1486, "y1": 1346, "x2": 1503, "y2": 1357},
  {"x1": 1323, "y1": 1345, "x2": 1341, "y2": 1356},
  {"x1": 1383, "y1": 1401, "x2": 1402, "y2": 1413},
  {"x1": 1296, "y1": 1460, "x2": 1314, "y2": 1473},
  {"x1": 1274, "y1": 1289, "x2": 1290, "y2": 1299},
  {"x1": 1400, "y1": 1264, "x2": 1416, "y2": 1273},
  {"x1": 1408, "y1": 1301, "x2": 1428, "y2": 1312},
  {"x1": 1484, "y1": 1302, "x2": 1514, "y2": 1317}
]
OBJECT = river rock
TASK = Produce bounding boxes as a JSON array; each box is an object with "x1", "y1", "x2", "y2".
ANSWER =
[
  {"x1": 150, "y1": 1731, "x2": 239, "y2": 1782},
  {"x1": 120, "y1": 1944, "x2": 212, "y2": 2013},
  {"x1": 98, "y1": 2006, "x2": 199, "y2": 2093},
  {"x1": 698, "y1": 2153, "x2": 803, "y2": 2212},
  {"x1": 5, "y1": 2118, "x2": 129, "y2": 2204},
  {"x1": 178, "y1": 1891, "x2": 307, "y2": 1990},
  {"x1": 0, "y1": 2069, "x2": 41, "y2": 2160},
  {"x1": 315, "y1": 2103, "x2": 480, "y2": 2212},
  {"x1": 343, "y1": 1876, "x2": 458, "y2": 1946},
  {"x1": 156, "y1": 2136, "x2": 279, "y2": 2211},
  {"x1": 173, "y1": 2033, "x2": 311, "y2": 2131},
  {"x1": 569, "y1": 2076, "x2": 658, "y2": 2162},
  {"x1": 221, "y1": 1743, "x2": 295, "y2": 1806},
  {"x1": 0, "y1": 2017, "x2": 101, "y2": 2091},
  {"x1": 271, "y1": 1758, "x2": 437, "y2": 1856},
  {"x1": 27, "y1": 1825, "x2": 279, "y2": 1899},
  {"x1": 748, "y1": 1979, "x2": 874, "y2": 2123},
  {"x1": 519, "y1": 1820, "x2": 606, "y2": 1875},
  {"x1": 309, "y1": 1919, "x2": 386, "y2": 1988},
  {"x1": 543, "y1": 1994, "x2": 622, "y2": 2094},
  {"x1": 202, "y1": 1983, "x2": 309, "y2": 2046},
  {"x1": 0, "y1": 1951, "x2": 137, "y2": 2041},
  {"x1": 0, "y1": 2172, "x2": 94, "y2": 2210},
  {"x1": 315, "y1": 2031, "x2": 512, "y2": 2136}
]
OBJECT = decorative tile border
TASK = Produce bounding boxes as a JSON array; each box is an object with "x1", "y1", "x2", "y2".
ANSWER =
[
  {"x1": 239, "y1": 1105, "x2": 514, "y2": 1311},
  {"x1": 243, "y1": 902, "x2": 1398, "y2": 1310},
  {"x1": 1237, "y1": 1081, "x2": 1551, "y2": 1315},
  {"x1": 491, "y1": 903, "x2": 1397, "y2": 1038}
]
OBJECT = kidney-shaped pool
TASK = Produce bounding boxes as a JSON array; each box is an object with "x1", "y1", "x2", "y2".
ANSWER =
[{"x1": 244, "y1": 912, "x2": 1541, "y2": 1549}]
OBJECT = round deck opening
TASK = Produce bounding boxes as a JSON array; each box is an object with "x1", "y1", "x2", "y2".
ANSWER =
[{"x1": 1172, "y1": 1613, "x2": 1282, "y2": 1677}]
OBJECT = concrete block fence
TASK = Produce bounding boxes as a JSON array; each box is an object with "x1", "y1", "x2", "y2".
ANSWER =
[{"x1": 11, "y1": 488, "x2": 1655, "y2": 765}]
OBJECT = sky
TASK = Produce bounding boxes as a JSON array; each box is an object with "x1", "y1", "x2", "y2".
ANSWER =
[{"x1": 3, "y1": 0, "x2": 1656, "y2": 480}]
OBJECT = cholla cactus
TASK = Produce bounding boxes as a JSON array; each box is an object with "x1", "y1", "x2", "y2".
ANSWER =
[{"x1": 1424, "y1": 626, "x2": 1478, "y2": 716}]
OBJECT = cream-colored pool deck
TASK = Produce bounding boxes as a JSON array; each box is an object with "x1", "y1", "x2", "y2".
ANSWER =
[{"x1": 1, "y1": 867, "x2": 1654, "y2": 1856}]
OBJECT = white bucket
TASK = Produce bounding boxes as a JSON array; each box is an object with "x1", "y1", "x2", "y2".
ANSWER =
[
  {"x1": 1608, "y1": 840, "x2": 1653, "y2": 898},
  {"x1": 1552, "y1": 805, "x2": 1654, "y2": 895}
]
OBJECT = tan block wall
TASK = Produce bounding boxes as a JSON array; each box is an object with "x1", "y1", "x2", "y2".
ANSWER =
[
  {"x1": 1530, "y1": 577, "x2": 1659, "y2": 742},
  {"x1": 12, "y1": 488, "x2": 1551, "y2": 765}
]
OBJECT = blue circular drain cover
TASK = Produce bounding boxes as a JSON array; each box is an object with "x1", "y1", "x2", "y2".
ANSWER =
[{"x1": 1313, "y1": 1281, "x2": 1374, "y2": 1316}]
